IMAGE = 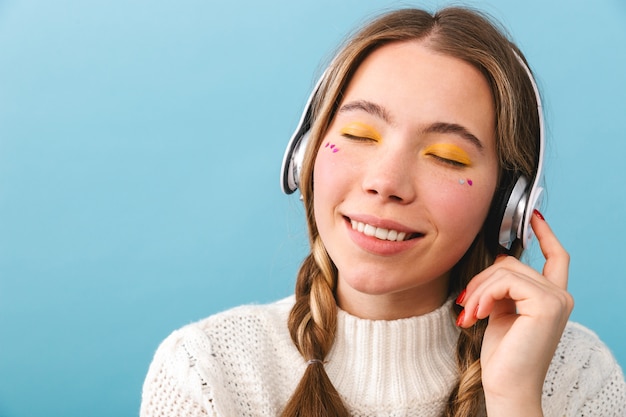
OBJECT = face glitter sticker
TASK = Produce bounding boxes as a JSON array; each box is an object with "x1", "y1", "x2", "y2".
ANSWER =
[
  {"x1": 459, "y1": 179, "x2": 473, "y2": 186},
  {"x1": 325, "y1": 142, "x2": 339, "y2": 153}
]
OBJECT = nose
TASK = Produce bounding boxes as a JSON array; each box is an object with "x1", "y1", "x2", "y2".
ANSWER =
[{"x1": 361, "y1": 147, "x2": 417, "y2": 203}]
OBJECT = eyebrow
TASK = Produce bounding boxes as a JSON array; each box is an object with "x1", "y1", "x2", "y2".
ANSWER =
[
  {"x1": 338, "y1": 99, "x2": 485, "y2": 151},
  {"x1": 338, "y1": 100, "x2": 392, "y2": 124},
  {"x1": 423, "y1": 122, "x2": 485, "y2": 151}
]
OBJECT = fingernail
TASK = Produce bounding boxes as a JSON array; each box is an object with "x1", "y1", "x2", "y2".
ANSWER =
[
  {"x1": 456, "y1": 289, "x2": 467, "y2": 305},
  {"x1": 456, "y1": 309, "x2": 465, "y2": 327},
  {"x1": 533, "y1": 209, "x2": 545, "y2": 220}
]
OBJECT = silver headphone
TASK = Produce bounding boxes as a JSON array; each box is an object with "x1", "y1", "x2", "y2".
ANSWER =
[{"x1": 280, "y1": 52, "x2": 544, "y2": 250}]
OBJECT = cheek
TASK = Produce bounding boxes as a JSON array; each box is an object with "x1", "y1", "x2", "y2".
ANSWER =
[
  {"x1": 314, "y1": 144, "x2": 341, "y2": 193},
  {"x1": 427, "y1": 174, "x2": 496, "y2": 235},
  {"x1": 313, "y1": 140, "x2": 356, "y2": 190},
  {"x1": 313, "y1": 146, "x2": 348, "y2": 216}
]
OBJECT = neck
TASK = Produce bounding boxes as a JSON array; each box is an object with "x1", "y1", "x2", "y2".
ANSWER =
[{"x1": 336, "y1": 276, "x2": 449, "y2": 320}]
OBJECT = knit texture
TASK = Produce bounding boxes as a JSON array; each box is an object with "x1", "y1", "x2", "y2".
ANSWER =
[{"x1": 140, "y1": 297, "x2": 626, "y2": 416}]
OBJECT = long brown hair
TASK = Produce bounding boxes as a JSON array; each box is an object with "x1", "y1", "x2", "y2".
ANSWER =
[{"x1": 281, "y1": 7, "x2": 541, "y2": 417}]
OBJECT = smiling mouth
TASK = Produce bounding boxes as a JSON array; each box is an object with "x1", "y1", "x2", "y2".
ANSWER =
[{"x1": 349, "y1": 219, "x2": 422, "y2": 242}]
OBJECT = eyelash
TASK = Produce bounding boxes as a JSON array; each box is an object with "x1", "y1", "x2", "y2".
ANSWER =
[
  {"x1": 426, "y1": 153, "x2": 469, "y2": 168},
  {"x1": 341, "y1": 133, "x2": 378, "y2": 143}
]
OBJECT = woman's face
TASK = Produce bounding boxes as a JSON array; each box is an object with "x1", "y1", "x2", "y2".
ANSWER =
[{"x1": 313, "y1": 40, "x2": 499, "y2": 317}]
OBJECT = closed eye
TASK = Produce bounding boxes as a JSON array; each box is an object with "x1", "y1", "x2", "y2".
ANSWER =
[
  {"x1": 422, "y1": 144, "x2": 472, "y2": 167},
  {"x1": 426, "y1": 154, "x2": 469, "y2": 167},
  {"x1": 341, "y1": 133, "x2": 378, "y2": 142},
  {"x1": 339, "y1": 122, "x2": 382, "y2": 143}
]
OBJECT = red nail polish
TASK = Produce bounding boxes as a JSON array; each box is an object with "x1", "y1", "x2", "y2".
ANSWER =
[
  {"x1": 456, "y1": 289, "x2": 467, "y2": 305},
  {"x1": 533, "y1": 209, "x2": 545, "y2": 220},
  {"x1": 456, "y1": 309, "x2": 465, "y2": 327}
]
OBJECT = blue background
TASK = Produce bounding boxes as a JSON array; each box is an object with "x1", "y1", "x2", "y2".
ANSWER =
[{"x1": 1, "y1": 1, "x2": 625, "y2": 416}]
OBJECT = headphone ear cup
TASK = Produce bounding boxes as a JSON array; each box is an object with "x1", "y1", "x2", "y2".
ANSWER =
[
  {"x1": 280, "y1": 71, "x2": 328, "y2": 195},
  {"x1": 486, "y1": 172, "x2": 514, "y2": 252},
  {"x1": 499, "y1": 175, "x2": 530, "y2": 250},
  {"x1": 485, "y1": 172, "x2": 530, "y2": 252},
  {"x1": 282, "y1": 130, "x2": 310, "y2": 193},
  {"x1": 520, "y1": 184, "x2": 544, "y2": 248}
]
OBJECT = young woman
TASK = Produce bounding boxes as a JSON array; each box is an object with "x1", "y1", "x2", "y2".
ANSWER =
[{"x1": 140, "y1": 7, "x2": 625, "y2": 417}]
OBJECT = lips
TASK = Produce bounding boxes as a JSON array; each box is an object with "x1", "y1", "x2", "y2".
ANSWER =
[{"x1": 349, "y1": 218, "x2": 422, "y2": 242}]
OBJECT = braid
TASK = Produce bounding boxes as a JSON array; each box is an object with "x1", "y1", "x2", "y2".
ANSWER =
[
  {"x1": 443, "y1": 232, "x2": 491, "y2": 417},
  {"x1": 444, "y1": 229, "x2": 525, "y2": 417},
  {"x1": 281, "y1": 237, "x2": 349, "y2": 417},
  {"x1": 443, "y1": 318, "x2": 488, "y2": 417}
]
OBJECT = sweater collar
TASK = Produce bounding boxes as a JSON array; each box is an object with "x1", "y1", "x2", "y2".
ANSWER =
[{"x1": 325, "y1": 298, "x2": 460, "y2": 410}]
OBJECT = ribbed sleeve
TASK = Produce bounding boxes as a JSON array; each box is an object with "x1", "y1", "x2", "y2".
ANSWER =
[{"x1": 542, "y1": 322, "x2": 626, "y2": 417}]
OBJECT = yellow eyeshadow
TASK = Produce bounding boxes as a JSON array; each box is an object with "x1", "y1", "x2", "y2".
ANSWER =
[
  {"x1": 339, "y1": 122, "x2": 382, "y2": 142},
  {"x1": 422, "y1": 143, "x2": 473, "y2": 166}
]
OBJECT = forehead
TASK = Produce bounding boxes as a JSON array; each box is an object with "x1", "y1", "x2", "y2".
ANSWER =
[{"x1": 336, "y1": 40, "x2": 496, "y2": 150}]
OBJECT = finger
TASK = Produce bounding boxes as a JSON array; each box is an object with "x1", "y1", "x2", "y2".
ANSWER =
[
  {"x1": 460, "y1": 254, "x2": 539, "y2": 305},
  {"x1": 460, "y1": 271, "x2": 527, "y2": 327},
  {"x1": 531, "y1": 210, "x2": 570, "y2": 289},
  {"x1": 458, "y1": 268, "x2": 568, "y2": 328}
]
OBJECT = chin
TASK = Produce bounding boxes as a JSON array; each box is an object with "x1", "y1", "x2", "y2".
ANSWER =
[
  {"x1": 344, "y1": 277, "x2": 433, "y2": 296},
  {"x1": 341, "y1": 271, "x2": 447, "y2": 297}
]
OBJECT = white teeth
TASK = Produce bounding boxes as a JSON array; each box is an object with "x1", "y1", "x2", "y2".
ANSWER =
[
  {"x1": 350, "y1": 219, "x2": 410, "y2": 242},
  {"x1": 363, "y1": 224, "x2": 376, "y2": 237},
  {"x1": 374, "y1": 227, "x2": 387, "y2": 239}
]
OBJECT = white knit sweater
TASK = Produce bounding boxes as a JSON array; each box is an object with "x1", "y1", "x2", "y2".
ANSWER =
[{"x1": 140, "y1": 297, "x2": 626, "y2": 416}]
